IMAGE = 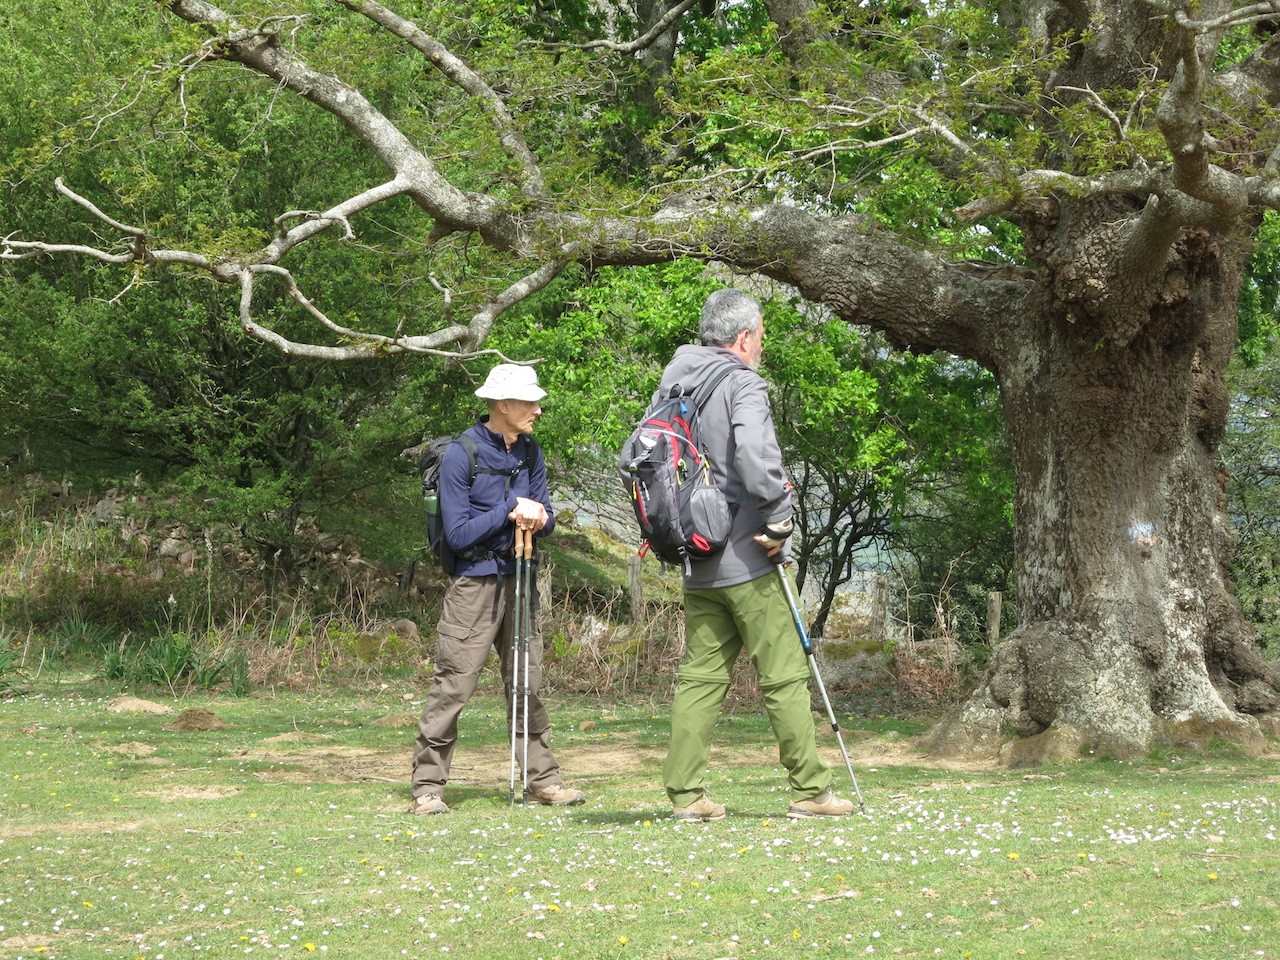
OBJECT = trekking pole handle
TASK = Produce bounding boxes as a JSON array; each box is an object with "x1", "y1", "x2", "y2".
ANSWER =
[{"x1": 515, "y1": 525, "x2": 532, "y2": 560}]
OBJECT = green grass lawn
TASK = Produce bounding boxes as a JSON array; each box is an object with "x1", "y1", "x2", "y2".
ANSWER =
[{"x1": 1, "y1": 679, "x2": 1277, "y2": 959}]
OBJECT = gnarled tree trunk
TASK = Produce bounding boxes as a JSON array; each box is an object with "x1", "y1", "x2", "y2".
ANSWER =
[{"x1": 926, "y1": 201, "x2": 1280, "y2": 762}]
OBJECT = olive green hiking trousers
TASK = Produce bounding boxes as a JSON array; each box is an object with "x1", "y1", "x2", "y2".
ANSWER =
[{"x1": 663, "y1": 568, "x2": 832, "y2": 807}]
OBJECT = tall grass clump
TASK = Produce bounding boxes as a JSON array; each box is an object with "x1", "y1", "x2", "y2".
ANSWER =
[
  {"x1": 0, "y1": 477, "x2": 438, "y2": 689},
  {"x1": 0, "y1": 625, "x2": 24, "y2": 692},
  {"x1": 0, "y1": 475, "x2": 701, "y2": 700},
  {"x1": 0, "y1": 493, "x2": 177, "y2": 637}
]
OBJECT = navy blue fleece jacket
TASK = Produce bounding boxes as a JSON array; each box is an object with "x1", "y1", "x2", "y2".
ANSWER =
[{"x1": 439, "y1": 418, "x2": 555, "y2": 577}]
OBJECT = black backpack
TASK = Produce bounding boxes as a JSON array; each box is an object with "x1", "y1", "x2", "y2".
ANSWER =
[
  {"x1": 619, "y1": 363, "x2": 737, "y2": 574},
  {"x1": 419, "y1": 432, "x2": 539, "y2": 573}
]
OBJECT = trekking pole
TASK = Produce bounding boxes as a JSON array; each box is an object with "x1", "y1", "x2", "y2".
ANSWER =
[
  {"x1": 521, "y1": 532, "x2": 534, "y2": 805},
  {"x1": 509, "y1": 526, "x2": 528, "y2": 807},
  {"x1": 775, "y1": 561, "x2": 867, "y2": 812}
]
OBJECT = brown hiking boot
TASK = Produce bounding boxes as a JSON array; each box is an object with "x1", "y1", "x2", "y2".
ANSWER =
[
  {"x1": 787, "y1": 788, "x2": 854, "y2": 819},
  {"x1": 529, "y1": 782, "x2": 586, "y2": 806},
  {"x1": 409, "y1": 792, "x2": 449, "y2": 816},
  {"x1": 672, "y1": 793, "x2": 726, "y2": 822}
]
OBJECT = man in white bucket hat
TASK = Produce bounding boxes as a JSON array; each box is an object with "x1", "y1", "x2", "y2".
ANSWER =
[
  {"x1": 474, "y1": 363, "x2": 547, "y2": 403},
  {"x1": 410, "y1": 363, "x2": 584, "y2": 814}
]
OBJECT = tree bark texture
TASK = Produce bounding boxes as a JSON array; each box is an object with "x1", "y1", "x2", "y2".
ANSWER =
[{"x1": 923, "y1": 199, "x2": 1280, "y2": 762}]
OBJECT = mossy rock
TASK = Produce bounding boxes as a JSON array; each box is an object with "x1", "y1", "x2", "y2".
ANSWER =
[{"x1": 820, "y1": 638, "x2": 887, "y2": 660}]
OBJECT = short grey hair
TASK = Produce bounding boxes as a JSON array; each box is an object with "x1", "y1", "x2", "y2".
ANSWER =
[{"x1": 699, "y1": 288, "x2": 762, "y2": 347}]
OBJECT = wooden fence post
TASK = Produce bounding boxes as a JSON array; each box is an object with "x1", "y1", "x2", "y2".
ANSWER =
[
  {"x1": 987, "y1": 591, "x2": 1003, "y2": 645},
  {"x1": 872, "y1": 573, "x2": 889, "y2": 644}
]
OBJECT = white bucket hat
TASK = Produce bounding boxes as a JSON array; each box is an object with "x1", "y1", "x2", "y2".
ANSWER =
[{"x1": 474, "y1": 363, "x2": 546, "y2": 402}]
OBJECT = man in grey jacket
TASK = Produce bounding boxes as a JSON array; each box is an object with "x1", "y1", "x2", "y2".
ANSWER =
[{"x1": 660, "y1": 288, "x2": 854, "y2": 821}]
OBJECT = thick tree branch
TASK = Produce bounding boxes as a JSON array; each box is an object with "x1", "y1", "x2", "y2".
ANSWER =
[
  {"x1": 953, "y1": 167, "x2": 1160, "y2": 221},
  {"x1": 1155, "y1": 9, "x2": 1252, "y2": 221},
  {"x1": 166, "y1": 0, "x2": 504, "y2": 239},
  {"x1": 3, "y1": 178, "x2": 552, "y2": 361},
  {"x1": 584, "y1": 203, "x2": 1025, "y2": 370},
  {"x1": 1219, "y1": 30, "x2": 1280, "y2": 105},
  {"x1": 19, "y1": 0, "x2": 1275, "y2": 374}
]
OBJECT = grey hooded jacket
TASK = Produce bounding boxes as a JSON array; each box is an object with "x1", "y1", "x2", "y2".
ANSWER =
[{"x1": 654, "y1": 343, "x2": 793, "y2": 589}]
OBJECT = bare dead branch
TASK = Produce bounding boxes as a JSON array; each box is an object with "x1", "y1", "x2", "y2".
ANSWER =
[
  {"x1": 1, "y1": 237, "x2": 137, "y2": 264},
  {"x1": 2, "y1": 189, "x2": 219, "y2": 273},
  {"x1": 84, "y1": 71, "x2": 156, "y2": 146},
  {"x1": 166, "y1": 0, "x2": 501, "y2": 238},
  {"x1": 1173, "y1": 1, "x2": 1280, "y2": 33},
  {"x1": 234, "y1": 267, "x2": 440, "y2": 359},
  {"x1": 267, "y1": 178, "x2": 411, "y2": 256},
  {"x1": 908, "y1": 108, "x2": 990, "y2": 166},
  {"x1": 245, "y1": 264, "x2": 469, "y2": 354},
  {"x1": 428, "y1": 275, "x2": 454, "y2": 308},
  {"x1": 254, "y1": 13, "x2": 308, "y2": 36},
  {"x1": 537, "y1": 0, "x2": 700, "y2": 54},
  {"x1": 8, "y1": 170, "x2": 562, "y2": 361},
  {"x1": 233, "y1": 263, "x2": 540, "y2": 361},
  {"x1": 104, "y1": 270, "x2": 154, "y2": 306},
  {"x1": 54, "y1": 178, "x2": 146, "y2": 239},
  {"x1": 790, "y1": 128, "x2": 930, "y2": 164},
  {"x1": 275, "y1": 210, "x2": 356, "y2": 241},
  {"x1": 335, "y1": 0, "x2": 548, "y2": 204},
  {"x1": 463, "y1": 258, "x2": 572, "y2": 346}
]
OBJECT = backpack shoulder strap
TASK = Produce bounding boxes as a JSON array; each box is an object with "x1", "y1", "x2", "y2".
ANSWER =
[
  {"x1": 455, "y1": 433, "x2": 480, "y2": 482},
  {"x1": 517, "y1": 434, "x2": 540, "y2": 469},
  {"x1": 458, "y1": 431, "x2": 539, "y2": 483},
  {"x1": 688, "y1": 360, "x2": 739, "y2": 412}
]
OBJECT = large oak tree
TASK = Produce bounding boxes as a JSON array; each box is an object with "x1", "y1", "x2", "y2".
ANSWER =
[{"x1": 5, "y1": 0, "x2": 1280, "y2": 759}]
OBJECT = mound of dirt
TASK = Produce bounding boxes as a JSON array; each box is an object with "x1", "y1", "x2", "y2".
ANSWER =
[
  {"x1": 370, "y1": 712, "x2": 418, "y2": 729},
  {"x1": 163, "y1": 707, "x2": 232, "y2": 731},
  {"x1": 108, "y1": 696, "x2": 172, "y2": 715}
]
